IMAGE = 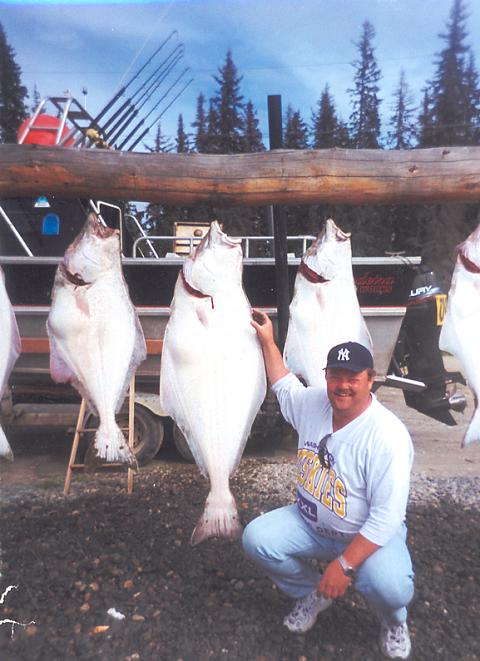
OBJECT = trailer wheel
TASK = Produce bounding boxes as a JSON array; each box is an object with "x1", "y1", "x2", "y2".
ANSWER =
[
  {"x1": 172, "y1": 424, "x2": 194, "y2": 462},
  {"x1": 81, "y1": 404, "x2": 164, "y2": 467}
]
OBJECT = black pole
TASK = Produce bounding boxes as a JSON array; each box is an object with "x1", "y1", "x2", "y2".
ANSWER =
[{"x1": 267, "y1": 94, "x2": 289, "y2": 352}]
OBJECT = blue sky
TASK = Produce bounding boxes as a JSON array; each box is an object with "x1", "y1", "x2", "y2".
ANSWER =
[{"x1": 1, "y1": 0, "x2": 480, "y2": 150}]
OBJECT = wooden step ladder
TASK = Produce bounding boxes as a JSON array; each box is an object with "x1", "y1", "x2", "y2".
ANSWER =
[{"x1": 64, "y1": 377, "x2": 136, "y2": 495}]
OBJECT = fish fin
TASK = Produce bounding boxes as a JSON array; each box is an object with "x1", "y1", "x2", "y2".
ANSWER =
[
  {"x1": 462, "y1": 407, "x2": 480, "y2": 446},
  {"x1": 0, "y1": 427, "x2": 13, "y2": 462},
  {"x1": 47, "y1": 335, "x2": 97, "y2": 410},
  {"x1": 94, "y1": 423, "x2": 137, "y2": 467},
  {"x1": 190, "y1": 493, "x2": 243, "y2": 546},
  {"x1": 48, "y1": 335, "x2": 78, "y2": 384}
]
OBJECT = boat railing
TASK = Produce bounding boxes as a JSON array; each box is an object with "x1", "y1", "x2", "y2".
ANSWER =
[{"x1": 132, "y1": 234, "x2": 316, "y2": 259}]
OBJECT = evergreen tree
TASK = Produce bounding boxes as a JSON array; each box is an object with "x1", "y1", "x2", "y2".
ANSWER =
[
  {"x1": 211, "y1": 50, "x2": 245, "y2": 153},
  {"x1": 145, "y1": 122, "x2": 173, "y2": 153},
  {"x1": 312, "y1": 85, "x2": 337, "y2": 148},
  {"x1": 348, "y1": 20, "x2": 382, "y2": 148},
  {"x1": 205, "y1": 99, "x2": 220, "y2": 152},
  {"x1": 192, "y1": 93, "x2": 207, "y2": 152},
  {"x1": 387, "y1": 70, "x2": 417, "y2": 149},
  {"x1": 284, "y1": 105, "x2": 309, "y2": 148},
  {"x1": 242, "y1": 100, "x2": 264, "y2": 151},
  {"x1": 0, "y1": 22, "x2": 28, "y2": 143},
  {"x1": 335, "y1": 122, "x2": 352, "y2": 147},
  {"x1": 418, "y1": 88, "x2": 436, "y2": 147},
  {"x1": 427, "y1": 0, "x2": 479, "y2": 145},
  {"x1": 311, "y1": 84, "x2": 351, "y2": 148},
  {"x1": 463, "y1": 51, "x2": 480, "y2": 143},
  {"x1": 30, "y1": 84, "x2": 42, "y2": 114},
  {"x1": 176, "y1": 113, "x2": 190, "y2": 153}
]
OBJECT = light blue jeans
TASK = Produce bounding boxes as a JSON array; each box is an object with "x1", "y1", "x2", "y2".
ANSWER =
[{"x1": 243, "y1": 504, "x2": 414, "y2": 626}]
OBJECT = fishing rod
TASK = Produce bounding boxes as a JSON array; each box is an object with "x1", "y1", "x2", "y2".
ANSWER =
[
  {"x1": 101, "y1": 44, "x2": 184, "y2": 136},
  {"x1": 127, "y1": 76, "x2": 194, "y2": 152},
  {"x1": 107, "y1": 52, "x2": 185, "y2": 145},
  {"x1": 133, "y1": 46, "x2": 184, "y2": 109},
  {"x1": 117, "y1": 68, "x2": 191, "y2": 151},
  {"x1": 90, "y1": 29, "x2": 178, "y2": 128}
]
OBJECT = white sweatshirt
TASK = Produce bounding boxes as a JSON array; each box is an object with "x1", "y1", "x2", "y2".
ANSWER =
[{"x1": 272, "y1": 373, "x2": 414, "y2": 546}]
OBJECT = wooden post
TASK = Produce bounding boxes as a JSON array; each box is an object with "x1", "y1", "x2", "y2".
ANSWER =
[
  {"x1": 63, "y1": 398, "x2": 87, "y2": 495},
  {"x1": 127, "y1": 376, "x2": 136, "y2": 495},
  {"x1": 63, "y1": 379, "x2": 136, "y2": 495},
  {"x1": 268, "y1": 95, "x2": 290, "y2": 351}
]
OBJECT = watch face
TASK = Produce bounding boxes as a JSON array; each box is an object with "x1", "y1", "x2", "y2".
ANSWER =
[{"x1": 338, "y1": 555, "x2": 354, "y2": 577}]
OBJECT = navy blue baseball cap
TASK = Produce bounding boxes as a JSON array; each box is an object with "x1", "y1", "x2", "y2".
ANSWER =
[{"x1": 325, "y1": 341, "x2": 374, "y2": 372}]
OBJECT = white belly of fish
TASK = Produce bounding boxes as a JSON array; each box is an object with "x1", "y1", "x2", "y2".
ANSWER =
[
  {"x1": 0, "y1": 277, "x2": 20, "y2": 461},
  {"x1": 47, "y1": 277, "x2": 141, "y2": 462},
  {"x1": 284, "y1": 276, "x2": 372, "y2": 386},
  {"x1": 160, "y1": 284, "x2": 266, "y2": 544},
  {"x1": 439, "y1": 271, "x2": 480, "y2": 445}
]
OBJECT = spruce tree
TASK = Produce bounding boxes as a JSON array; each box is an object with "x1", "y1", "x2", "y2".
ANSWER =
[
  {"x1": 192, "y1": 93, "x2": 207, "y2": 152},
  {"x1": 176, "y1": 113, "x2": 190, "y2": 153},
  {"x1": 205, "y1": 99, "x2": 220, "y2": 152},
  {"x1": 211, "y1": 50, "x2": 245, "y2": 153},
  {"x1": 0, "y1": 22, "x2": 28, "y2": 143},
  {"x1": 426, "y1": 0, "x2": 479, "y2": 145},
  {"x1": 30, "y1": 84, "x2": 42, "y2": 114},
  {"x1": 387, "y1": 70, "x2": 417, "y2": 149},
  {"x1": 418, "y1": 88, "x2": 436, "y2": 147},
  {"x1": 348, "y1": 20, "x2": 382, "y2": 149},
  {"x1": 242, "y1": 100, "x2": 264, "y2": 152},
  {"x1": 312, "y1": 85, "x2": 351, "y2": 148},
  {"x1": 463, "y1": 52, "x2": 480, "y2": 143},
  {"x1": 284, "y1": 105, "x2": 309, "y2": 149},
  {"x1": 312, "y1": 85, "x2": 337, "y2": 148}
]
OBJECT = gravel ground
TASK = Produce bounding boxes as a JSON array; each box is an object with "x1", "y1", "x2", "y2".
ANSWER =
[
  {"x1": 1, "y1": 375, "x2": 479, "y2": 661},
  {"x1": 1, "y1": 457, "x2": 479, "y2": 661}
]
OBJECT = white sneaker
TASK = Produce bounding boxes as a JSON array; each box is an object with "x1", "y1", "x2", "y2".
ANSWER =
[
  {"x1": 379, "y1": 621, "x2": 411, "y2": 659},
  {"x1": 283, "y1": 591, "x2": 332, "y2": 633}
]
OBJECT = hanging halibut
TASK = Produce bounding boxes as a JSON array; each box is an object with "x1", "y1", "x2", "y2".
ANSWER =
[
  {"x1": 0, "y1": 267, "x2": 21, "y2": 462},
  {"x1": 284, "y1": 218, "x2": 372, "y2": 386},
  {"x1": 439, "y1": 222, "x2": 480, "y2": 445},
  {"x1": 160, "y1": 222, "x2": 266, "y2": 545},
  {"x1": 47, "y1": 213, "x2": 146, "y2": 465}
]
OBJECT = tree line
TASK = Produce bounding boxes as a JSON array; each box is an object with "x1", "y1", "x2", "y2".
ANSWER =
[{"x1": 1, "y1": 0, "x2": 479, "y2": 284}]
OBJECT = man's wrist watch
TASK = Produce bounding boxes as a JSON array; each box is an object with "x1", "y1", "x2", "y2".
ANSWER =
[{"x1": 337, "y1": 554, "x2": 355, "y2": 577}]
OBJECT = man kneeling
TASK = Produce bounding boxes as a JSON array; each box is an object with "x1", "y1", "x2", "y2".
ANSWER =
[{"x1": 243, "y1": 310, "x2": 414, "y2": 660}]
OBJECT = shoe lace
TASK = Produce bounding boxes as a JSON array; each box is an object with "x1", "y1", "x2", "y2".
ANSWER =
[{"x1": 387, "y1": 624, "x2": 407, "y2": 646}]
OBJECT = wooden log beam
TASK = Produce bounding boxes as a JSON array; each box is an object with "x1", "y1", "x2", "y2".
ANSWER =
[{"x1": 1, "y1": 143, "x2": 480, "y2": 205}]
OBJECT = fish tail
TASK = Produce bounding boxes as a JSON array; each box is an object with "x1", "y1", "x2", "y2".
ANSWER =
[
  {"x1": 0, "y1": 427, "x2": 13, "y2": 462},
  {"x1": 462, "y1": 406, "x2": 480, "y2": 446},
  {"x1": 94, "y1": 422, "x2": 137, "y2": 468},
  {"x1": 190, "y1": 491, "x2": 243, "y2": 546}
]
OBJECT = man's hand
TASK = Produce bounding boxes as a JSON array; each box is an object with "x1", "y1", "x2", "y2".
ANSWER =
[
  {"x1": 251, "y1": 308, "x2": 275, "y2": 348},
  {"x1": 317, "y1": 559, "x2": 352, "y2": 599},
  {"x1": 317, "y1": 534, "x2": 379, "y2": 600}
]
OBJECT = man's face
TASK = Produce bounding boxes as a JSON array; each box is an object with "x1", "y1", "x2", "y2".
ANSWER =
[{"x1": 326, "y1": 367, "x2": 374, "y2": 418}]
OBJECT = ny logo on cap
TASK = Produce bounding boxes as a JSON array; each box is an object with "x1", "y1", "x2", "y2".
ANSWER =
[{"x1": 337, "y1": 347, "x2": 350, "y2": 361}]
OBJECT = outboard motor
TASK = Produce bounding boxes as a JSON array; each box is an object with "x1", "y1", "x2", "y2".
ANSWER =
[{"x1": 390, "y1": 264, "x2": 467, "y2": 425}]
